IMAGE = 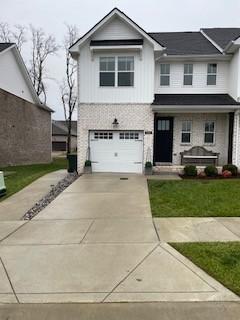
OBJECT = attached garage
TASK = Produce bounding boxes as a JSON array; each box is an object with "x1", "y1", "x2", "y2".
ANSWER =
[
  {"x1": 89, "y1": 131, "x2": 143, "y2": 173},
  {"x1": 52, "y1": 141, "x2": 67, "y2": 151}
]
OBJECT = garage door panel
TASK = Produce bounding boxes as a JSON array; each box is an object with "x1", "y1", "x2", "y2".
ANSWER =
[{"x1": 90, "y1": 131, "x2": 143, "y2": 173}]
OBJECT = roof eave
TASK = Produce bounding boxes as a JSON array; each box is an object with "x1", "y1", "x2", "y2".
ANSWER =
[{"x1": 152, "y1": 105, "x2": 240, "y2": 113}]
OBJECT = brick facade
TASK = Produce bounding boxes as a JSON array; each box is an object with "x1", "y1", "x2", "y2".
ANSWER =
[
  {"x1": 168, "y1": 112, "x2": 229, "y2": 165},
  {"x1": 78, "y1": 103, "x2": 231, "y2": 172},
  {"x1": 0, "y1": 88, "x2": 51, "y2": 167},
  {"x1": 77, "y1": 103, "x2": 154, "y2": 172}
]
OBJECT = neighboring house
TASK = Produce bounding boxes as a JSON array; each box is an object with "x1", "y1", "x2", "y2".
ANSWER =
[
  {"x1": 52, "y1": 120, "x2": 77, "y2": 152},
  {"x1": 70, "y1": 8, "x2": 240, "y2": 173},
  {"x1": 0, "y1": 43, "x2": 52, "y2": 167}
]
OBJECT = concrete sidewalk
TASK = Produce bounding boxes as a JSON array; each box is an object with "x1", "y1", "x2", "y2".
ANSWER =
[
  {"x1": 0, "y1": 170, "x2": 67, "y2": 221},
  {"x1": 0, "y1": 174, "x2": 238, "y2": 304},
  {"x1": 154, "y1": 217, "x2": 240, "y2": 242}
]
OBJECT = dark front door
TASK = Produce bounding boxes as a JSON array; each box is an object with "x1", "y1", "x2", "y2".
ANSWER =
[{"x1": 154, "y1": 117, "x2": 173, "y2": 163}]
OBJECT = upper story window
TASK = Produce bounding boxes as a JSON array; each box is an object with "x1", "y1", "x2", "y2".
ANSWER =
[
  {"x1": 204, "y1": 121, "x2": 215, "y2": 144},
  {"x1": 118, "y1": 56, "x2": 134, "y2": 86},
  {"x1": 183, "y1": 64, "x2": 193, "y2": 85},
  {"x1": 100, "y1": 57, "x2": 115, "y2": 86},
  {"x1": 99, "y1": 56, "x2": 134, "y2": 87},
  {"x1": 160, "y1": 64, "x2": 170, "y2": 86},
  {"x1": 207, "y1": 63, "x2": 217, "y2": 85},
  {"x1": 181, "y1": 121, "x2": 192, "y2": 144}
]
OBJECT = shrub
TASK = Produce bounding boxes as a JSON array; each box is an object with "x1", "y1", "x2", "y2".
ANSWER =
[
  {"x1": 145, "y1": 161, "x2": 152, "y2": 168},
  {"x1": 222, "y1": 170, "x2": 232, "y2": 178},
  {"x1": 222, "y1": 164, "x2": 238, "y2": 176},
  {"x1": 85, "y1": 160, "x2": 91, "y2": 167},
  {"x1": 204, "y1": 165, "x2": 218, "y2": 177},
  {"x1": 183, "y1": 165, "x2": 197, "y2": 177}
]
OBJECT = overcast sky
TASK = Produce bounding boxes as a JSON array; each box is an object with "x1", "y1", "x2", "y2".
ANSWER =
[{"x1": 1, "y1": 0, "x2": 240, "y2": 119}]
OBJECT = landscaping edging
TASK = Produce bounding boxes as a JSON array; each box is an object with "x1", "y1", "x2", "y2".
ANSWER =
[{"x1": 22, "y1": 172, "x2": 79, "y2": 220}]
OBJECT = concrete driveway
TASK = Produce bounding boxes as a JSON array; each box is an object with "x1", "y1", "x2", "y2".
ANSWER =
[{"x1": 0, "y1": 174, "x2": 238, "y2": 303}]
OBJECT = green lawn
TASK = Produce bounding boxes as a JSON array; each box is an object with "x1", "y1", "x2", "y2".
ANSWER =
[
  {"x1": 171, "y1": 242, "x2": 240, "y2": 296},
  {"x1": 0, "y1": 158, "x2": 67, "y2": 201},
  {"x1": 148, "y1": 179, "x2": 240, "y2": 217}
]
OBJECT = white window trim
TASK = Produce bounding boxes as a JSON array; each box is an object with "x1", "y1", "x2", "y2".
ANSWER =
[
  {"x1": 207, "y1": 63, "x2": 217, "y2": 86},
  {"x1": 181, "y1": 120, "x2": 192, "y2": 145},
  {"x1": 160, "y1": 63, "x2": 170, "y2": 86},
  {"x1": 203, "y1": 121, "x2": 216, "y2": 145},
  {"x1": 183, "y1": 64, "x2": 193, "y2": 86},
  {"x1": 99, "y1": 56, "x2": 134, "y2": 88}
]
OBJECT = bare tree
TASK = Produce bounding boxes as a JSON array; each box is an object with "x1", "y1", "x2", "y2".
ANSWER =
[
  {"x1": 29, "y1": 25, "x2": 58, "y2": 103},
  {"x1": 61, "y1": 24, "x2": 78, "y2": 154},
  {"x1": 0, "y1": 22, "x2": 26, "y2": 52}
]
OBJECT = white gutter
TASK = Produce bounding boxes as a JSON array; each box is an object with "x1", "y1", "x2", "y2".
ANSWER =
[{"x1": 152, "y1": 105, "x2": 240, "y2": 113}]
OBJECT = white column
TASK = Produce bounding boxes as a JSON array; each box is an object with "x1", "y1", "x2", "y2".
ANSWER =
[{"x1": 232, "y1": 110, "x2": 240, "y2": 167}]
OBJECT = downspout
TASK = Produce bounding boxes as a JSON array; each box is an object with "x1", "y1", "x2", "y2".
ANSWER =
[{"x1": 234, "y1": 110, "x2": 240, "y2": 166}]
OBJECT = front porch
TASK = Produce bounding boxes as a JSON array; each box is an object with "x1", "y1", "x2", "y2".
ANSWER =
[{"x1": 151, "y1": 94, "x2": 240, "y2": 169}]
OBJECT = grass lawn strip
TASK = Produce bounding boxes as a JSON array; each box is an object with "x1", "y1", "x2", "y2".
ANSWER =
[
  {"x1": 171, "y1": 242, "x2": 240, "y2": 296},
  {"x1": 0, "y1": 158, "x2": 67, "y2": 202},
  {"x1": 148, "y1": 179, "x2": 240, "y2": 217}
]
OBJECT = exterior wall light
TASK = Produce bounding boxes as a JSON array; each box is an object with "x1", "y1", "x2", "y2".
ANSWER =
[{"x1": 112, "y1": 118, "x2": 119, "y2": 128}]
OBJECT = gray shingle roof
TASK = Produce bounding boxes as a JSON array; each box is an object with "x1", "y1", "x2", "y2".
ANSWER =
[
  {"x1": 152, "y1": 94, "x2": 240, "y2": 105},
  {"x1": 52, "y1": 121, "x2": 77, "y2": 136},
  {"x1": 202, "y1": 28, "x2": 240, "y2": 50},
  {"x1": 148, "y1": 32, "x2": 221, "y2": 55},
  {"x1": 0, "y1": 43, "x2": 14, "y2": 53}
]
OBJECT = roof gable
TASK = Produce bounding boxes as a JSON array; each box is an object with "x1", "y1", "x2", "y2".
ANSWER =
[
  {"x1": 201, "y1": 28, "x2": 240, "y2": 50},
  {"x1": 70, "y1": 8, "x2": 164, "y2": 54},
  {"x1": 0, "y1": 43, "x2": 52, "y2": 112}
]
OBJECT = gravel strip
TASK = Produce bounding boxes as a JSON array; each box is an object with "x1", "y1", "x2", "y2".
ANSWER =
[{"x1": 22, "y1": 172, "x2": 79, "y2": 220}]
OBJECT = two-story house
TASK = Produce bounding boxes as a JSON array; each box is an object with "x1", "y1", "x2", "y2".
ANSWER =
[{"x1": 70, "y1": 8, "x2": 240, "y2": 174}]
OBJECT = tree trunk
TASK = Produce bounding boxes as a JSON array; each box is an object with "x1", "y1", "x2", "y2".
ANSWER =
[{"x1": 67, "y1": 117, "x2": 72, "y2": 154}]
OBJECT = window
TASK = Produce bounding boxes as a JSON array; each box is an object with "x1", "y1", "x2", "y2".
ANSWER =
[
  {"x1": 160, "y1": 64, "x2": 170, "y2": 86},
  {"x1": 94, "y1": 132, "x2": 113, "y2": 140},
  {"x1": 99, "y1": 57, "x2": 115, "y2": 86},
  {"x1": 207, "y1": 63, "x2": 217, "y2": 85},
  {"x1": 204, "y1": 121, "x2": 215, "y2": 144},
  {"x1": 181, "y1": 121, "x2": 192, "y2": 144},
  {"x1": 118, "y1": 56, "x2": 134, "y2": 86},
  {"x1": 184, "y1": 64, "x2": 193, "y2": 85},
  {"x1": 158, "y1": 119, "x2": 170, "y2": 131},
  {"x1": 119, "y1": 132, "x2": 139, "y2": 140}
]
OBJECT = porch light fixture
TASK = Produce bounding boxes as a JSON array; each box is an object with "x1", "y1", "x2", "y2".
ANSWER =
[{"x1": 112, "y1": 118, "x2": 119, "y2": 128}]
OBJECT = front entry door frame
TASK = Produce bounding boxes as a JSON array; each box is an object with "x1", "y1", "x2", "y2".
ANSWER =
[{"x1": 153, "y1": 115, "x2": 174, "y2": 164}]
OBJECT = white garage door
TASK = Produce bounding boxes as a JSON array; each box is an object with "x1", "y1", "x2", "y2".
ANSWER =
[{"x1": 89, "y1": 131, "x2": 143, "y2": 173}]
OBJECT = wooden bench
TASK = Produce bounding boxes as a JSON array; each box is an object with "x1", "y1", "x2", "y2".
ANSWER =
[{"x1": 180, "y1": 146, "x2": 219, "y2": 166}]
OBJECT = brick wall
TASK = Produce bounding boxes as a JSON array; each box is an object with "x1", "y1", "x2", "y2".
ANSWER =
[
  {"x1": 77, "y1": 103, "x2": 154, "y2": 172},
  {"x1": 78, "y1": 104, "x2": 230, "y2": 172},
  {"x1": 0, "y1": 88, "x2": 52, "y2": 167},
  {"x1": 168, "y1": 113, "x2": 229, "y2": 165}
]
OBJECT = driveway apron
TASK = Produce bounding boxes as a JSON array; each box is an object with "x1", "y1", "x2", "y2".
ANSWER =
[{"x1": 0, "y1": 173, "x2": 238, "y2": 303}]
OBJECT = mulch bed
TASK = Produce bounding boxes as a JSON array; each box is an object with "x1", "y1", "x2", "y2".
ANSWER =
[{"x1": 180, "y1": 174, "x2": 240, "y2": 180}]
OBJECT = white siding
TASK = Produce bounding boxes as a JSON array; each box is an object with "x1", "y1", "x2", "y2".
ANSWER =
[
  {"x1": 93, "y1": 17, "x2": 141, "y2": 40},
  {"x1": 0, "y1": 49, "x2": 35, "y2": 103},
  {"x1": 155, "y1": 61, "x2": 229, "y2": 94},
  {"x1": 228, "y1": 49, "x2": 240, "y2": 101},
  {"x1": 78, "y1": 40, "x2": 155, "y2": 103}
]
